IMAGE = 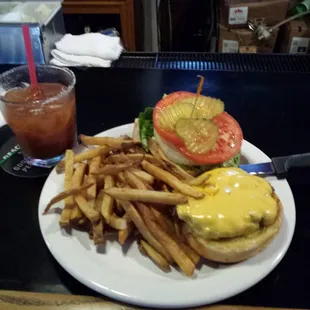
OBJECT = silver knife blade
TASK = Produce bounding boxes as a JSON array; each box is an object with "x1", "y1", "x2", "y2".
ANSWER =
[{"x1": 239, "y1": 162, "x2": 275, "y2": 176}]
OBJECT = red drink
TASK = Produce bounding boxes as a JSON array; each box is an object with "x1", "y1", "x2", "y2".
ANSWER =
[
  {"x1": 0, "y1": 66, "x2": 77, "y2": 167},
  {"x1": 3, "y1": 83, "x2": 76, "y2": 159}
]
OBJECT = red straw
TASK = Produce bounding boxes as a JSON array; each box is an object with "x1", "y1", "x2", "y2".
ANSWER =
[{"x1": 22, "y1": 25, "x2": 38, "y2": 88}]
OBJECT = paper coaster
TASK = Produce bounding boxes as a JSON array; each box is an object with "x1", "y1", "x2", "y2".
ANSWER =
[{"x1": 0, "y1": 137, "x2": 52, "y2": 178}]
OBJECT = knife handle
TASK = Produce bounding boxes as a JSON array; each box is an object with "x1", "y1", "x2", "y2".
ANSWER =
[{"x1": 273, "y1": 153, "x2": 310, "y2": 179}]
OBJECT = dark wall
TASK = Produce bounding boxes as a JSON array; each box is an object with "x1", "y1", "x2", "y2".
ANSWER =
[
  {"x1": 159, "y1": 0, "x2": 216, "y2": 52},
  {"x1": 63, "y1": 14, "x2": 121, "y2": 36}
]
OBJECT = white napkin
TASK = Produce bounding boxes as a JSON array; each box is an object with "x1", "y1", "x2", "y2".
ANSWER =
[
  {"x1": 55, "y1": 33, "x2": 123, "y2": 60},
  {"x1": 50, "y1": 50, "x2": 112, "y2": 67}
]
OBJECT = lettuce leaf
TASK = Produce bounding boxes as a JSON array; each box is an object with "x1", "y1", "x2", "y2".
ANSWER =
[
  {"x1": 139, "y1": 94, "x2": 166, "y2": 150},
  {"x1": 139, "y1": 107, "x2": 154, "y2": 151}
]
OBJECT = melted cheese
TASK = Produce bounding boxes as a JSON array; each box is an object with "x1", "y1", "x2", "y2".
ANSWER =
[{"x1": 177, "y1": 168, "x2": 277, "y2": 240}]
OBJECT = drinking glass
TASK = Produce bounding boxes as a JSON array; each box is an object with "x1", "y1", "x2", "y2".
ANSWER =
[{"x1": 0, "y1": 65, "x2": 77, "y2": 168}]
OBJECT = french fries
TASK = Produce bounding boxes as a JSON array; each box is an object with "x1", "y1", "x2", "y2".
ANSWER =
[
  {"x1": 129, "y1": 168, "x2": 154, "y2": 184},
  {"x1": 93, "y1": 188, "x2": 105, "y2": 243},
  {"x1": 104, "y1": 153, "x2": 140, "y2": 164},
  {"x1": 105, "y1": 188, "x2": 187, "y2": 205},
  {"x1": 139, "y1": 240, "x2": 171, "y2": 272},
  {"x1": 150, "y1": 207, "x2": 199, "y2": 264},
  {"x1": 70, "y1": 163, "x2": 87, "y2": 223},
  {"x1": 100, "y1": 175, "x2": 115, "y2": 224},
  {"x1": 44, "y1": 131, "x2": 209, "y2": 277},
  {"x1": 127, "y1": 158, "x2": 199, "y2": 267},
  {"x1": 87, "y1": 156, "x2": 103, "y2": 242},
  {"x1": 74, "y1": 195, "x2": 100, "y2": 223},
  {"x1": 141, "y1": 160, "x2": 204, "y2": 199},
  {"x1": 80, "y1": 134, "x2": 129, "y2": 148},
  {"x1": 123, "y1": 168, "x2": 154, "y2": 191},
  {"x1": 109, "y1": 214, "x2": 127, "y2": 230},
  {"x1": 173, "y1": 217, "x2": 183, "y2": 240},
  {"x1": 44, "y1": 182, "x2": 95, "y2": 214},
  {"x1": 137, "y1": 202, "x2": 195, "y2": 276},
  {"x1": 86, "y1": 156, "x2": 101, "y2": 208},
  {"x1": 96, "y1": 175, "x2": 105, "y2": 189},
  {"x1": 117, "y1": 171, "x2": 126, "y2": 184},
  {"x1": 187, "y1": 172, "x2": 210, "y2": 186},
  {"x1": 59, "y1": 150, "x2": 75, "y2": 227},
  {"x1": 95, "y1": 189, "x2": 105, "y2": 212},
  {"x1": 93, "y1": 220, "x2": 104, "y2": 245},
  {"x1": 151, "y1": 206, "x2": 175, "y2": 235},
  {"x1": 121, "y1": 201, "x2": 173, "y2": 263},
  {"x1": 92, "y1": 163, "x2": 134, "y2": 176},
  {"x1": 56, "y1": 146, "x2": 110, "y2": 173},
  {"x1": 123, "y1": 170, "x2": 146, "y2": 190},
  {"x1": 115, "y1": 199, "x2": 124, "y2": 214},
  {"x1": 105, "y1": 153, "x2": 163, "y2": 168},
  {"x1": 120, "y1": 141, "x2": 142, "y2": 152},
  {"x1": 118, "y1": 213, "x2": 133, "y2": 245}
]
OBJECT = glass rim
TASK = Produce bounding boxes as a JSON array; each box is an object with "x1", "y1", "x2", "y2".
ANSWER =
[{"x1": 0, "y1": 65, "x2": 76, "y2": 105}]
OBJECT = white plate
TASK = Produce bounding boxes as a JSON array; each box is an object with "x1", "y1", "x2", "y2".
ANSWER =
[{"x1": 38, "y1": 123, "x2": 296, "y2": 309}]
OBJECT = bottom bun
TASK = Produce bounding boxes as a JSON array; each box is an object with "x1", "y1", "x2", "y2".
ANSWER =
[{"x1": 182, "y1": 193, "x2": 283, "y2": 263}]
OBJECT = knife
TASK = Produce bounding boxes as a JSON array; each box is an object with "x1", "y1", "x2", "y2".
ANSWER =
[{"x1": 239, "y1": 153, "x2": 310, "y2": 179}]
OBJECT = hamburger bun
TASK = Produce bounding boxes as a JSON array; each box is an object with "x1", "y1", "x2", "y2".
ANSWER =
[{"x1": 182, "y1": 192, "x2": 283, "y2": 263}]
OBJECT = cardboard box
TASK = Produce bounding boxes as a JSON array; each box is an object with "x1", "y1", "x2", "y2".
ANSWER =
[
  {"x1": 279, "y1": 20, "x2": 310, "y2": 54},
  {"x1": 218, "y1": 24, "x2": 279, "y2": 53},
  {"x1": 220, "y1": 0, "x2": 289, "y2": 29}
]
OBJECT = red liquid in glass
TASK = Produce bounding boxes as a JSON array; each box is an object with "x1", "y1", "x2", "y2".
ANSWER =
[{"x1": 2, "y1": 83, "x2": 76, "y2": 159}]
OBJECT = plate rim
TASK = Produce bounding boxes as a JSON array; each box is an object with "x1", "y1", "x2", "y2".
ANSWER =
[{"x1": 38, "y1": 123, "x2": 296, "y2": 309}]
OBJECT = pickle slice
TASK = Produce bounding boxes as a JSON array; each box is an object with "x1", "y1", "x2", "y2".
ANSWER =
[
  {"x1": 171, "y1": 96, "x2": 224, "y2": 120},
  {"x1": 175, "y1": 118, "x2": 219, "y2": 154},
  {"x1": 158, "y1": 100, "x2": 193, "y2": 131},
  {"x1": 193, "y1": 96, "x2": 224, "y2": 119},
  {"x1": 158, "y1": 96, "x2": 224, "y2": 132}
]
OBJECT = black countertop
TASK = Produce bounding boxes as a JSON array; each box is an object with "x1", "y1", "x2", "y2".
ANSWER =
[{"x1": 1, "y1": 66, "x2": 310, "y2": 309}]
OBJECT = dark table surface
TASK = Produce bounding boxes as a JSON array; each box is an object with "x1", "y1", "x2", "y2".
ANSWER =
[{"x1": 1, "y1": 66, "x2": 310, "y2": 309}]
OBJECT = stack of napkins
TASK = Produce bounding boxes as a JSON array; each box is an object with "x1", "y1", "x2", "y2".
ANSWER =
[{"x1": 50, "y1": 33, "x2": 123, "y2": 67}]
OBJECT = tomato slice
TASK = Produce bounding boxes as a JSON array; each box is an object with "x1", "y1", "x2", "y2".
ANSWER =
[
  {"x1": 179, "y1": 112, "x2": 243, "y2": 164},
  {"x1": 153, "y1": 91, "x2": 195, "y2": 146},
  {"x1": 153, "y1": 92, "x2": 243, "y2": 165}
]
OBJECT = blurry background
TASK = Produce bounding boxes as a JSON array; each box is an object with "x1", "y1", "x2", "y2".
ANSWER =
[
  {"x1": 61, "y1": 0, "x2": 310, "y2": 54},
  {"x1": 1, "y1": 0, "x2": 310, "y2": 62}
]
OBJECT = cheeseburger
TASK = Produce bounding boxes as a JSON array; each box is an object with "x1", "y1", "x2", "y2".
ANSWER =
[{"x1": 134, "y1": 91, "x2": 282, "y2": 263}]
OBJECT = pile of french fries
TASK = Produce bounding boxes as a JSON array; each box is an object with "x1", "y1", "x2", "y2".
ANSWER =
[{"x1": 44, "y1": 134, "x2": 207, "y2": 276}]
